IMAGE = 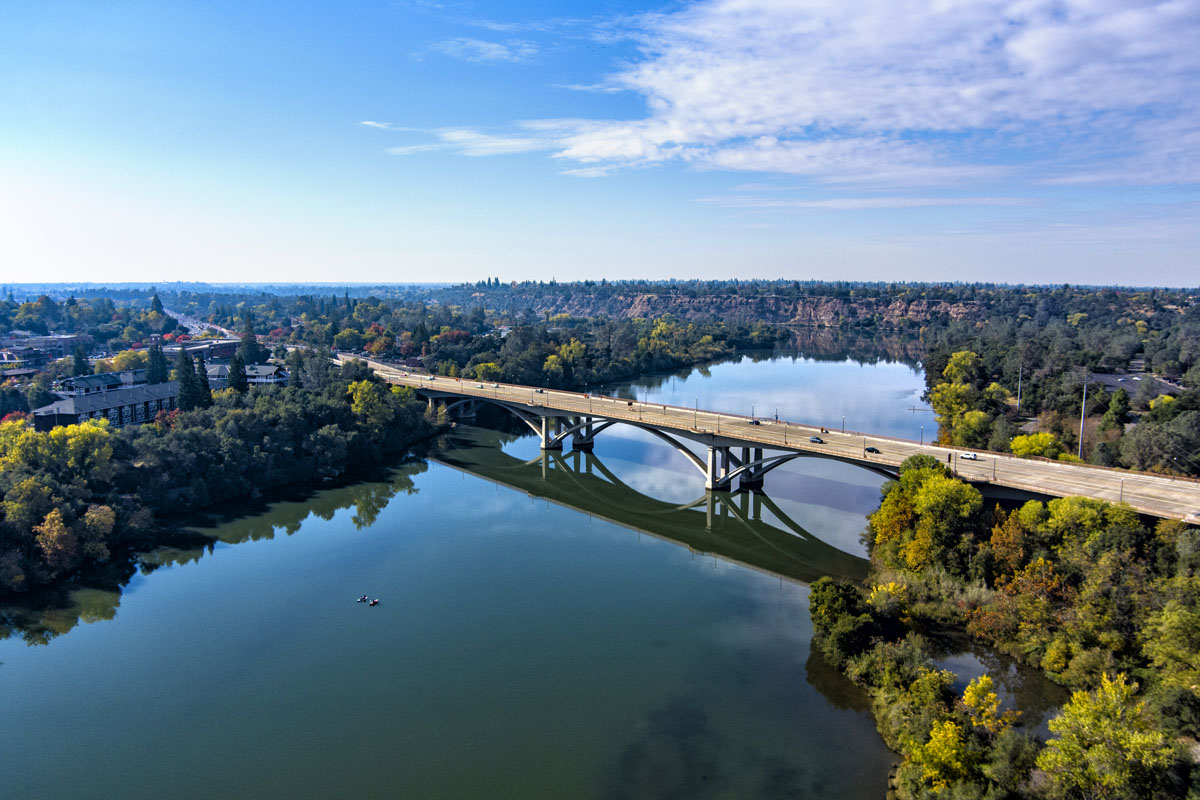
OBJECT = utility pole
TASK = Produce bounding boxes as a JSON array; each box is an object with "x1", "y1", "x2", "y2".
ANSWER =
[
  {"x1": 1016, "y1": 363, "x2": 1023, "y2": 415},
  {"x1": 1078, "y1": 376, "x2": 1088, "y2": 459}
]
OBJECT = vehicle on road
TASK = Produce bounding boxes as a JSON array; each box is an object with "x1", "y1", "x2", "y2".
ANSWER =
[
  {"x1": 534, "y1": 388, "x2": 545, "y2": 393},
  {"x1": 809, "y1": 436, "x2": 824, "y2": 444},
  {"x1": 865, "y1": 446, "x2": 881, "y2": 454},
  {"x1": 748, "y1": 419, "x2": 761, "y2": 425},
  {"x1": 475, "y1": 383, "x2": 484, "y2": 388},
  {"x1": 961, "y1": 452, "x2": 979, "y2": 460}
]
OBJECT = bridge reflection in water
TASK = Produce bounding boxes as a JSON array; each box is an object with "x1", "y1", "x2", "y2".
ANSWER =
[{"x1": 434, "y1": 426, "x2": 870, "y2": 585}]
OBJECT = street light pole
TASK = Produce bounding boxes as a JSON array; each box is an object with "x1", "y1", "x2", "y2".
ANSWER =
[
  {"x1": 842, "y1": 415, "x2": 845, "y2": 434},
  {"x1": 920, "y1": 425, "x2": 924, "y2": 445}
]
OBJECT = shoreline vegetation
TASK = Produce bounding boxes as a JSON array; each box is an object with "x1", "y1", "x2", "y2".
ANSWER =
[
  {"x1": 0, "y1": 311, "x2": 779, "y2": 601},
  {"x1": 812, "y1": 454, "x2": 1197, "y2": 799}
]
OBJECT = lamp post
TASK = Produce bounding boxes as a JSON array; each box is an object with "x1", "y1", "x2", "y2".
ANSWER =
[
  {"x1": 694, "y1": 397, "x2": 698, "y2": 428},
  {"x1": 841, "y1": 415, "x2": 845, "y2": 434},
  {"x1": 920, "y1": 425, "x2": 924, "y2": 445}
]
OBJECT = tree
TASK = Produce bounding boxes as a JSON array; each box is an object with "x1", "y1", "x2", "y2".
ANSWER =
[
  {"x1": 145, "y1": 345, "x2": 169, "y2": 384},
  {"x1": 1037, "y1": 673, "x2": 1177, "y2": 799},
  {"x1": 333, "y1": 328, "x2": 363, "y2": 352},
  {"x1": 174, "y1": 351, "x2": 202, "y2": 411},
  {"x1": 238, "y1": 329, "x2": 266, "y2": 365},
  {"x1": 228, "y1": 353, "x2": 248, "y2": 393},
  {"x1": 150, "y1": 293, "x2": 164, "y2": 314},
  {"x1": 34, "y1": 508, "x2": 77, "y2": 573},
  {"x1": 472, "y1": 362, "x2": 501, "y2": 381},
  {"x1": 194, "y1": 354, "x2": 213, "y2": 408},
  {"x1": 907, "y1": 720, "x2": 976, "y2": 792},
  {"x1": 72, "y1": 344, "x2": 90, "y2": 377},
  {"x1": 1010, "y1": 432, "x2": 1064, "y2": 459},
  {"x1": 962, "y1": 675, "x2": 1019, "y2": 735},
  {"x1": 1101, "y1": 388, "x2": 1131, "y2": 430}
]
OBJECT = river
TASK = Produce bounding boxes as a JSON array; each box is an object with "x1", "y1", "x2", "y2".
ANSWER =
[{"x1": 0, "y1": 340, "x2": 1061, "y2": 798}]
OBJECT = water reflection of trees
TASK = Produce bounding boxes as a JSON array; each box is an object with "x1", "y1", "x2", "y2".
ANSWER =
[
  {"x1": 609, "y1": 330, "x2": 923, "y2": 396},
  {"x1": 0, "y1": 462, "x2": 425, "y2": 647}
]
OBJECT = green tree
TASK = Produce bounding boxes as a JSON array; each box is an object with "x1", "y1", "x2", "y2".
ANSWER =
[
  {"x1": 1101, "y1": 388, "x2": 1131, "y2": 430},
  {"x1": 150, "y1": 293, "x2": 164, "y2": 314},
  {"x1": 472, "y1": 362, "x2": 501, "y2": 381},
  {"x1": 238, "y1": 329, "x2": 266, "y2": 365},
  {"x1": 943, "y1": 350, "x2": 984, "y2": 386},
  {"x1": 333, "y1": 327, "x2": 364, "y2": 352},
  {"x1": 194, "y1": 354, "x2": 213, "y2": 408},
  {"x1": 228, "y1": 353, "x2": 248, "y2": 393},
  {"x1": 174, "y1": 351, "x2": 202, "y2": 411},
  {"x1": 145, "y1": 345, "x2": 169, "y2": 384},
  {"x1": 71, "y1": 344, "x2": 90, "y2": 377},
  {"x1": 1037, "y1": 673, "x2": 1177, "y2": 799}
]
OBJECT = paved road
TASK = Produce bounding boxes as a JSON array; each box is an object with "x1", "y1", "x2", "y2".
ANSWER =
[{"x1": 349, "y1": 357, "x2": 1200, "y2": 524}]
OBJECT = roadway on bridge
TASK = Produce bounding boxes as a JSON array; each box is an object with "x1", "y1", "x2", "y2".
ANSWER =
[{"x1": 357, "y1": 359, "x2": 1200, "y2": 524}]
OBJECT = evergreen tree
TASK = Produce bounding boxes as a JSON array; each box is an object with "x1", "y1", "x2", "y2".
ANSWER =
[
  {"x1": 145, "y1": 346, "x2": 169, "y2": 384},
  {"x1": 238, "y1": 329, "x2": 265, "y2": 365},
  {"x1": 72, "y1": 344, "x2": 91, "y2": 377},
  {"x1": 150, "y1": 293, "x2": 164, "y2": 315},
  {"x1": 195, "y1": 354, "x2": 213, "y2": 408},
  {"x1": 228, "y1": 353, "x2": 248, "y2": 393},
  {"x1": 174, "y1": 351, "x2": 201, "y2": 411}
]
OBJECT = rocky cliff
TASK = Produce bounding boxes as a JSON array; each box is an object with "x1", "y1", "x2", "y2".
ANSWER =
[{"x1": 467, "y1": 291, "x2": 979, "y2": 327}]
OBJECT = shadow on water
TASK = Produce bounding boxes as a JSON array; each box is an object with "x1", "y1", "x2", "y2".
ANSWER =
[
  {"x1": 433, "y1": 426, "x2": 871, "y2": 585},
  {"x1": 0, "y1": 460, "x2": 428, "y2": 647}
]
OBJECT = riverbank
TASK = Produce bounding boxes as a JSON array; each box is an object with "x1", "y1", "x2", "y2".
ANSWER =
[{"x1": 813, "y1": 454, "x2": 1196, "y2": 798}]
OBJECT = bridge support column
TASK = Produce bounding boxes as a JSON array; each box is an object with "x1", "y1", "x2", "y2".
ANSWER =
[
  {"x1": 705, "y1": 446, "x2": 733, "y2": 491},
  {"x1": 740, "y1": 447, "x2": 765, "y2": 491},
  {"x1": 571, "y1": 417, "x2": 595, "y2": 452},
  {"x1": 540, "y1": 416, "x2": 563, "y2": 451}
]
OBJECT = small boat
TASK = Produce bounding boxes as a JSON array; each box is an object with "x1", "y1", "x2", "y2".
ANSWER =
[
  {"x1": 369, "y1": 599, "x2": 380, "y2": 607},
  {"x1": 356, "y1": 595, "x2": 369, "y2": 603}
]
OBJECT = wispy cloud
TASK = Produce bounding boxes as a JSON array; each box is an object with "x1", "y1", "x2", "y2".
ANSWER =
[
  {"x1": 697, "y1": 195, "x2": 1035, "y2": 210},
  {"x1": 427, "y1": 36, "x2": 537, "y2": 63},
  {"x1": 379, "y1": 0, "x2": 1200, "y2": 188}
]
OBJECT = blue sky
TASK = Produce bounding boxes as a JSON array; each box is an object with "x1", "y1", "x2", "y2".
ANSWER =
[{"x1": 2, "y1": 0, "x2": 1199, "y2": 285}]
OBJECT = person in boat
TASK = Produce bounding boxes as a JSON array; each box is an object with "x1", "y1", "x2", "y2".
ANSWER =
[
  {"x1": 357, "y1": 595, "x2": 369, "y2": 603},
  {"x1": 369, "y1": 599, "x2": 379, "y2": 606}
]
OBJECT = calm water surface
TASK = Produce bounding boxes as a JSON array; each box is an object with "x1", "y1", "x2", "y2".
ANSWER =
[{"x1": 1, "y1": 345, "x2": 1051, "y2": 798}]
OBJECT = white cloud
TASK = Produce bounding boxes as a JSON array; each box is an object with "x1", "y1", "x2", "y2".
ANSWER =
[
  {"x1": 388, "y1": 0, "x2": 1200, "y2": 187},
  {"x1": 697, "y1": 195, "x2": 1035, "y2": 210},
  {"x1": 428, "y1": 36, "x2": 538, "y2": 63}
]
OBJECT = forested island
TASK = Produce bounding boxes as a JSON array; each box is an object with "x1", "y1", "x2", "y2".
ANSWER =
[{"x1": 2, "y1": 280, "x2": 1199, "y2": 798}]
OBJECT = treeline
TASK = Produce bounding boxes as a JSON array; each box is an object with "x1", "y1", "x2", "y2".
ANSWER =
[
  {"x1": 0, "y1": 293, "x2": 181, "y2": 350},
  {"x1": 812, "y1": 455, "x2": 1198, "y2": 798},
  {"x1": 0, "y1": 353, "x2": 434, "y2": 595}
]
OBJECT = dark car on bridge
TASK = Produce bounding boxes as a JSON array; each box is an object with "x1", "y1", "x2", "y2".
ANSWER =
[
  {"x1": 809, "y1": 436, "x2": 823, "y2": 443},
  {"x1": 865, "y1": 446, "x2": 881, "y2": 454}
]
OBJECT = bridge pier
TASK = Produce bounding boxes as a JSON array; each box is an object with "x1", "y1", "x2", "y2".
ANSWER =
[
  {"x1": 706, "y1": 446, "x2": 736, "y2": 491},
  {"x1": 739, "y1": 447, "x2": 765, "y2": 491},
  {"x1": 540, "y1": 416, "x2": 564, "y2": 451},
  {"x1": 571, "y1": 417, "x2": 595, "y2": 452}
]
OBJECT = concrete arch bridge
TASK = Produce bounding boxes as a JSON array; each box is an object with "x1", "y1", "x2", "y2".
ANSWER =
[{"x1": 342, "y1": 356, "x2": 1200, "y2": 523}]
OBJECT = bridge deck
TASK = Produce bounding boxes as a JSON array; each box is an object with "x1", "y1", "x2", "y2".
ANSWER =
[{"x1": 351, "y1": 357, "x2": 1199, "y2": 523}]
